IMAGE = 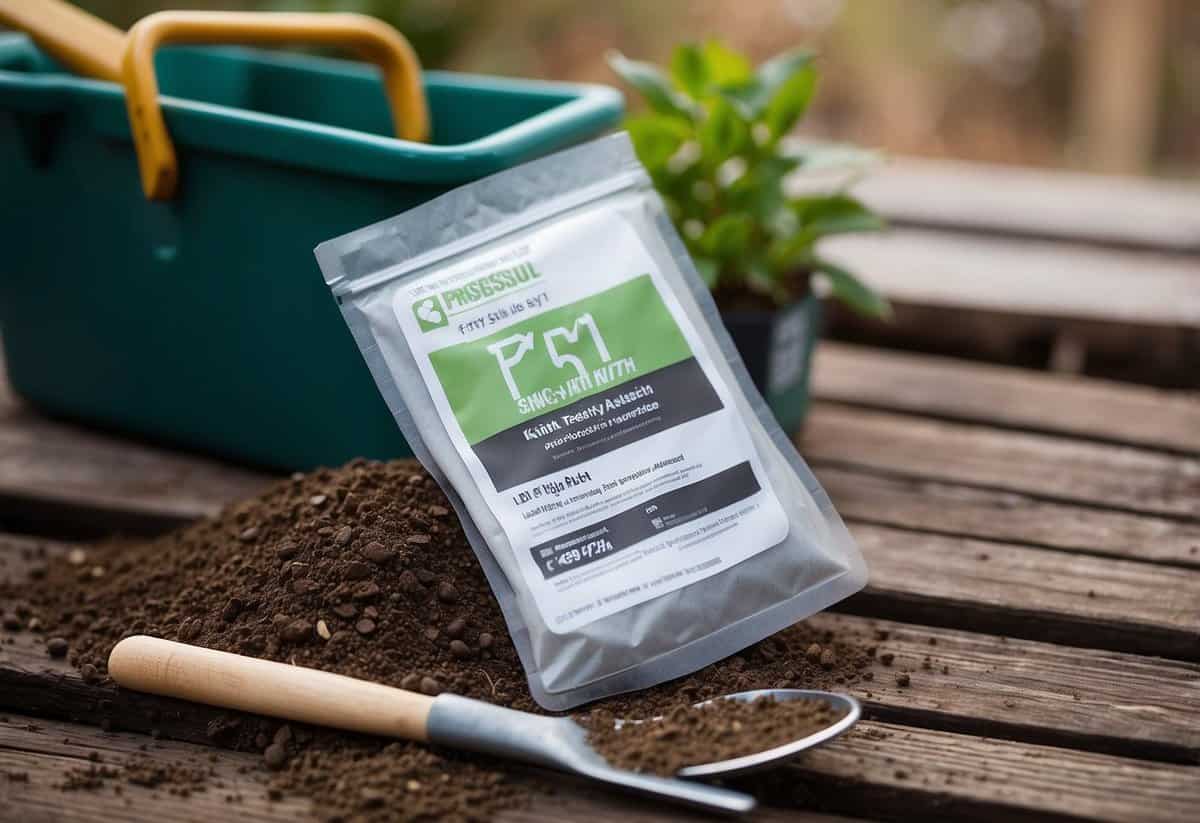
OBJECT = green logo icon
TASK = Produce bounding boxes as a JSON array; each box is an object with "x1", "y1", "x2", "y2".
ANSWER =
[{"x1": 413, "y1": 297, "x2": 448, "y2": 332}]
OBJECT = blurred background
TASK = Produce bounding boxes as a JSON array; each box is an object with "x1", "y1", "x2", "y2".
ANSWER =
[
  {"x1": 76, "y1": 0, "x2": 1200, "y2": 180},
  {"x1": 16, "y1": 0, "x2": 1196, "y2": 389}
]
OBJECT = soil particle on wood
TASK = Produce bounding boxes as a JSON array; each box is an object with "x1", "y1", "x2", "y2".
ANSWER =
[
  {"x1": 1, "y1": 458, "x2": 901, "y2": 822},
  {"x1": 263, "y1": 743, "x2": 288, "y2": 771},
  {"x1": 586, "y1": 696, "x2": 846, "y2": 777},
  {"x1": 122, "y1": 757, "x2": 213, "y2": 793},
  {"x1": 58, "y1": 756, "x2": 212, "y2": 795}
]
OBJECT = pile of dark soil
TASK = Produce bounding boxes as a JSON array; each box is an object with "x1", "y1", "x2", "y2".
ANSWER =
[
  {"x1": 1, "y1": 458, "x2": 889, "y2": 821},
  {"x1": 586, "y1": 696, "x2": 846, "y2": 776}
]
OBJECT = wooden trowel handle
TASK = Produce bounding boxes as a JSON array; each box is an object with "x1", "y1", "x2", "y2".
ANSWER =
[{"x1": 109, "y1": 635, "x2": 433, "y2": 742}]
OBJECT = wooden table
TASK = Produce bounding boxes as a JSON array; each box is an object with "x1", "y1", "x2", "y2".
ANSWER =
[
  {"x1": 816, "y1": 157, "x2": 1200, "y2": 386},
  {"x1": 1, "y1": 340, "x2": 1197, "y2": 822}
]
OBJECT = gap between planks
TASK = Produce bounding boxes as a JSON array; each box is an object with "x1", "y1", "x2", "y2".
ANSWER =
[
  {"x1": 816, "y1": 465, "x2": 1200, "y2": 570},
  {"x1": 802, "y1": 404, "x2": 1200, "y2": 522},
  {"x1": 2, "y1": 537, "x2": 1198, "y2": 765},
  {"x1": 0, "y1": 363, "x2": 270, "y2": 536},
  {"x1": 0, "y1": 715, "x2": 860, "y2": 823},
  {"x1": 3, "y1": 346, "x2": 1197, "y2": 536},
  {"x1": 820, "y1": 229, "x2": 1200, "y2": 329},
  {"x1": 812, "y1": 342, "x2": 1200, "y2": 456},
  {"x1": 788, "y1": 719, "x2": 1200, "y2": 823},
  {"x1": 3, "y1": 713, "x2": 1197, "y2": 823},
  {"x1": 837, "y1": 522, "x2": 1200, "y2": 662},
  {"x1": 847, "y1": 156, "x2": 1200, "y2": 254}
]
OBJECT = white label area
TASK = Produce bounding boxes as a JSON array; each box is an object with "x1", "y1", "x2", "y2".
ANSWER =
[{"x1": 390, "y1": 204, "x2": 789, "y2": 632}]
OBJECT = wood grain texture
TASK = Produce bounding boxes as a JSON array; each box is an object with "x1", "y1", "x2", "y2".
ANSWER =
[
  {"x1": 0, "y1": 715, "x2": 860, "y2": 823},
  {"x1": 826, "y1": 302, "x2": 1199, "y2": 392},
  {"x1": 791, "y1": 721, "x2": 1200, "y2": 823},
  {"x1": 4, "y1": 347, "x2": 1197, "y2": 539},
  {"x1": 0, "y1": 715, "x2": 312, "y2": 823},
  {"x1": 4, "y1": 713, "x2": 1197, "y2": 823},
  {"x1": 803, "y1": 405, "x2": 1200, "y2": 520},
  {"x1": 817, "y1": 466, "x2": 1200, "y2": 569},
  {"x1": 820, "y1": 229, "x2": 1200, "y2": 327},
  {"x1": 4, "y1": 537, "x2": 1198, "y2": 764},
  {"x1": 812, "y1": 343, "x2": 1200, "y2": 454},
  {"x1": 845, "y1": 157, "x2": 1200, "y2": 252},
  {"x1": 808, "y1": 614, "x2": 1200, "y2": 764},
  {"x1": 845, "y1": 523, "x2": 1200, "y2": 661},
  {"x1": 0, "y1": 362, "x2": 272, "y2": 536}
]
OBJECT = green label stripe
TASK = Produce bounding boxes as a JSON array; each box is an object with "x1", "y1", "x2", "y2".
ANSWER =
[{"x1": 429, "y1": 274, "x2": 693, "y2": 444}]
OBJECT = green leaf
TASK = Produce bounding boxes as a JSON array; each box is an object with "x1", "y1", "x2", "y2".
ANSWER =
[
  {"x1": 700, "y1": 213, "x2": 753, "y2": 259},
  {"x1": 764, "y1": 65, "x2": 817, "y2": 139},
  {"x1": 716, "y1": 83, "x2": 764, "y2": 120},
  {"x1": 755, "y1": 48, "x2": 815, "y2": 98},
  {"x1": 766, "y1": 229, "x2": 817, "y2": 272},
  {"x1": 811, "y1": 258, "x2": 891, "y2": 318},
  {"x1": 725, "y1": 154, "x2": 800, "y2": 216},
  {"x1": 698, "y1": 97, "x2": 749, "y2": 163},
  {"x1": 691, "y1": 256, "x2": 720, "y2": 288},
  {"x1": 719, "y1": 48, "x2": 814, "y2": 119},
  {"x1": 792, "y1": 194, "x2": 886, "y2": 235},
  {"x1": 670, "y1": 44, "x2": 710, "y2": 97},
  {"x1": 625, "y1": 114, "x2": 692, "y2": 172},
  {"x1": 767, "y1": 195, "x2": 884, "y2": 273},
  {"x1": 607, "y1": 51, "x2": 692, "y2": 118},
  {"x1": 701, "y1": 40, "x2": 753, "y2": 87}
]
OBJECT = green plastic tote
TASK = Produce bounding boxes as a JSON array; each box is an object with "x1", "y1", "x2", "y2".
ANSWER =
[{"x1": 0, "y1": 33, "x2": 622, "y2": 470}]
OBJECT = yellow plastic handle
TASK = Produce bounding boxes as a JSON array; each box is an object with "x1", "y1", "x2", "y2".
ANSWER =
[
  {"x1": 121, "y1": 11, "x2": 430, "y2": 200},
  {"x1": 0, "y1": 0, "x2": 124, "y2": 81}
]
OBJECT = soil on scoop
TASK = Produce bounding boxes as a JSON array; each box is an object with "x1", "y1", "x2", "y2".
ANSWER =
[
  {"x1": 1, "y1": 458, "x2": 891, "y2": 822},
  {"x1": 586, "y1": 696, "x2": 846, "y2": 777}
]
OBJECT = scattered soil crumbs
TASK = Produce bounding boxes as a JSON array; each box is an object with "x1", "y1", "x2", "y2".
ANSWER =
[
  {"x1": 586, "y1": 696, "x2": 846, "y2": 776},
  {"x1": 59, "y1": 756, "x2": 211, "y2": 795},
  {"x1": 1, "y1": 458, "x2": 899, "y2": 822}
]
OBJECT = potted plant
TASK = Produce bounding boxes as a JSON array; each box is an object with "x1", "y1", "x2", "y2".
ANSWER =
[{"x1": 608, "y1": 41, "x2": 888, "y2": 432}]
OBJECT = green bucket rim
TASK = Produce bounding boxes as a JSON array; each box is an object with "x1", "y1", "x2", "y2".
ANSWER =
[{"x1": 0, "y1": 34, "x2": 625, "y2": 186}]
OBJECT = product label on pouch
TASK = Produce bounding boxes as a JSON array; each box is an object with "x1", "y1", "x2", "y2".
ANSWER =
[{"x1": 394, "y1": 207, "x2": 788, "y2": 632}]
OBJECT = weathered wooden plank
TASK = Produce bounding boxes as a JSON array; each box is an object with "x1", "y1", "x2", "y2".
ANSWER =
[
  {"x1": 5, "y1": 712, "x2": 1197, "y2": 823},
  {"x1": 14, "y1": 377, "x2": 1195, "y2": 545},
  {"x1": 809, "y1": 614, "x2": 1200, "y2": 764},
  {"x1": 4, "y1": 537, "x2": 1198, "y2": 764},
  {"x1": 803, "y1": 405, "x2": 1200, "y2": 520},
  {"x1": 846, "y1": 157, "x2": 1200, "y2": 253},
  {"x1": 813, "y1": 343, "x2": 1200, "y2": 454},
  {"x1": 0, "y1": 391, "x2": 273, "y2": 535},
  {"x1": 790, "y1": 720, "x2": 1200, "y2": 823},
  {"x1": 0, "y1": 715, "x2": 312, "y2": 823},
  {"x1": 0, "y1": 715, "x2": 859, "y2": 823},
  {"x1": 821, "y1": 229, "x2": 1200, "y2": 328},
  {"x1": 827, "y1": 301, "x2": 1199, "y2": 391},
  {"x1": 511, "y1": 790, "x2": 860, "y2": 823},
  {"x1": 816, "y1": 466, "x2": 1200, "y2": 569},
  {"x1": 5, "y1": 346, "x2": 1197, "y2": 544},
  {"x1": 845, "y1": 523, "x2": 1200, "y2": 661},
  {"x1": 1, "y1": 410, "x2": 1195, "y2": 583}
]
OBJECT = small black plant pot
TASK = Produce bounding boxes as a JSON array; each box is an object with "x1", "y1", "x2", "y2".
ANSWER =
[{"x1": 720, "y1": 295, "x2": 823, "y2": 435}]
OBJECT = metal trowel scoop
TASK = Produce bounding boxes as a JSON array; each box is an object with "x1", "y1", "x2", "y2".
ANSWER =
[{"x1": 109, "y1": 636, "x2": 861, "y2": 815}]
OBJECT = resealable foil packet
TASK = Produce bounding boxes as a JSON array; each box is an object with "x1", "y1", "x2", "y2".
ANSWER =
[{"x1": 315, "y1": 133, "x2": 868, "y2": 710}]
